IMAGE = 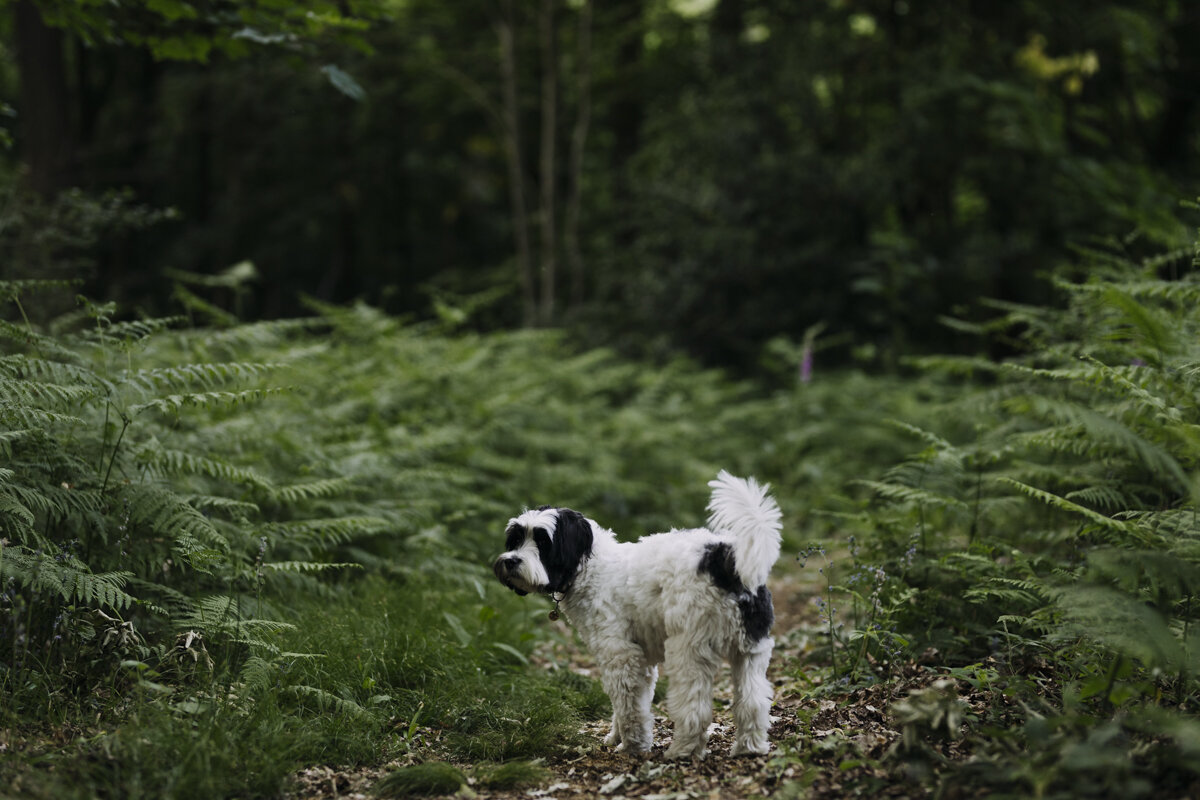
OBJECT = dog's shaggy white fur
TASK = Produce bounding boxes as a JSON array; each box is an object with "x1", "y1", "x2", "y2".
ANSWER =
[{"x1": 492, "y1": 471, "x2": 782, "y2": 759}]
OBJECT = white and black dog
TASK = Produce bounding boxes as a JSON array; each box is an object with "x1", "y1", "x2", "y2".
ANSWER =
[{"x1": 492, "y1": 471, "x2": 781, "y2": 760}]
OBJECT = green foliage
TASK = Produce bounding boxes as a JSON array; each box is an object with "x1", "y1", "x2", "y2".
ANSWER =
[
  {"x1": 820, "y1": 222, "x2": 1200, "y2": 795},
  {"x1": 5, "y1": 206, "x2": 1200, "y2": 797},
  {"x1": 4, "y1": 277, "x2": 853, "y2": 796},
  {"x1": 372, "y1": 762, "x2": 466, "y2": 797},
  {"x1": 27, "y1": 0, "x2": 382, "y2": 63}
]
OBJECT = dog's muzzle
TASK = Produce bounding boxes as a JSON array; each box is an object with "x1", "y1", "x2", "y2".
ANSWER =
[{"x1": 493, "y1": 555, "x2": 529, "y2": 596}]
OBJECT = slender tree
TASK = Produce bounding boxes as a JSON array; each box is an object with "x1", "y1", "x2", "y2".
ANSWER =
[
  {"x1": 497, "y1": 0, "x2": 537, "y2": 327},
  {"x1": 565, "y1": 0, "x2": 594, "y2": 307},
  {"x1": 538, "y1": 0, "x2": 559, "y2": 325},
  {"x1": 14, "y1": 0, "x2": 72, "y2": 195}
]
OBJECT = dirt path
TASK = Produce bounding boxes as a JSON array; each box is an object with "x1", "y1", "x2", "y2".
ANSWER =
[{"x1": 287, "y1": 565, "x2": 920, "y2": 799}]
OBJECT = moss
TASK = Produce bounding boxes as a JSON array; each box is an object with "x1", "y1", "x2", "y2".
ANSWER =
[
  {"x1": 372, "y1": 762, "x2": 465, "y2": 797},
  {"x1": 473, "y1": 760, "x2": 551, "y2": 790}
]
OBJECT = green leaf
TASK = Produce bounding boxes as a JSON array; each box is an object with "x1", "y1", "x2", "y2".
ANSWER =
[{"x1": 321, "y1": 64, "x2": 366, "y2": 101}]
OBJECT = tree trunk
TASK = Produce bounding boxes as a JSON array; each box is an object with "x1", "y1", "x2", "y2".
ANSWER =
[
  {"x1": 608, "y1": 0, "x2": 644, "y2": 168},
  {"x1": 497, "y1": 0, "x2": 537, "y2": 327},
  {"x1": 14, "y1": 0, "x2": 73, "y2": 196},
  {"x1": 565, "y1": 0, "x2": 593, "y2": 308},
  {"x1": 710, "y1": 0, "x2": 745, "y2": 75},
  {"x1": 537, "y1": 0, "x2": 559, "y2": 325},
  {"x1": 1154, "y1": 7, "x2": 1200, "y2": 170}
]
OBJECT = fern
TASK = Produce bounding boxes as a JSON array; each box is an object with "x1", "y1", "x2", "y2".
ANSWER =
[
  {"x1": 269, "y1": 477, "x2": 354, "y2": 504},
  {"x1": 121, "y1": 361, "x2": 281, "y2": 392},
  {"x1": 284, "y1": 685, "x2": 373, "y2": 720},
  {"x1": 129, "y1": 388, "x2": 286, "y2": 416},
  {"x1": 134, "y1": 442, "x2": 273, "y2": 490},
  {"x1": 260, "y1": 516, "x2": 392, "y2": 547},
  {"x1": 0, "y1": 544, "x2": 137, "y2": 609},
  {"x1": 857, "y1": 480, "x2": 968, "y2": 511}
]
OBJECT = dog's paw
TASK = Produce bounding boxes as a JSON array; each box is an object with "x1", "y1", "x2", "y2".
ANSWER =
[
  {"x1": 664, "y1": 741, "x2": 707, "y2": 761},
  {"x1": 614, "y1": 741, "x2": 651, "y2": 757},
  {"x1": 603, "y1": 729, "x2": 620, "y2": 747},
  {"x1": 730, "y1": 737, "x2": 769, "y2": 757}
]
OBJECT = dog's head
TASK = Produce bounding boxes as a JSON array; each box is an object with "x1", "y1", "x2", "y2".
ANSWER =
[{"x1": 492, "y1": 506, "x2": 594, "y2": 596}]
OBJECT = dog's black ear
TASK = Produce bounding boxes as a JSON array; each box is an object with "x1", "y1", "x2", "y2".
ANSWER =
[{"x1": 546, "y1": 509, "x2": 593, "y2": 593}]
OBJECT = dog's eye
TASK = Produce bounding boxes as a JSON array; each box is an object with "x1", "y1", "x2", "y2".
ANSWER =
[{"x1": 504, "y1": 527, "x2": 524, "y2": 551}]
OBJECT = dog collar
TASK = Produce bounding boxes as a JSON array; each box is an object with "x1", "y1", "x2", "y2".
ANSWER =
[{"x1": 548, "y1": 590, "x2": 567, "y2": 621}]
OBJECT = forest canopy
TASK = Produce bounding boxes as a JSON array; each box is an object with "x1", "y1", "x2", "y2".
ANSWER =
[{"x1": 3, "y1": 0, "x2": 1197, "y2": 368}]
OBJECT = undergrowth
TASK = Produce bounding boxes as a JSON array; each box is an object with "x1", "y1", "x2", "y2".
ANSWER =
[
  {"x1": 1, "y1": 274, "x2": 922, "y2": 797},
  {"x1": 6, "y1": 207, "x2": 1200, "y2": 798},
  {"x1": 788, "y1": 220, "x2": 1200, "y2": 797}
]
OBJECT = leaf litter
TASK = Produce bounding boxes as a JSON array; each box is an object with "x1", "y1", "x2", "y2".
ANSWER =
[{"x1": 284, "y1": 567, "x2": 995, "y2": 799}]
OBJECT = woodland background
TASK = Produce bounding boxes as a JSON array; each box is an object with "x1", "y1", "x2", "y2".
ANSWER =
[
  {"x1": 3, "y1": 1, "x2": 1200, "y2": 799},
  {"x1": 7, "y1": 0, "x2": 1198, "y2": 369}
]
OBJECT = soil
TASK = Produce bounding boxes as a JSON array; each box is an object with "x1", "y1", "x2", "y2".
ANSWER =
[{"x1": 284, "y1": 566, "x2": 970, "y2": 800}]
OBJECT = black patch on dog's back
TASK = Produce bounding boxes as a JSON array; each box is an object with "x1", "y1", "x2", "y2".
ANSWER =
[
  {"x1": 698, "y1": 542, "x2": 741, "y2": 593},
  {"x1": 698, "y1": 543, "x2": 774, "y2": 641}
]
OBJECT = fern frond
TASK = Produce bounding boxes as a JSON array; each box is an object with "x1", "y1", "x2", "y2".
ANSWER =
[
  {"x1": 126, "y1": 576, "x2": 196, "y2": 617},
  {"x1": 1054, "y1": 585, "x2": 1184, "y2": 670},
  {"x1": 0, "y1": 403, "x2": 85, "y2": 428},
  {"x1": 963, "y1": 576, "x2": 1049, "y2": 607},
  {"x1": 1063, "y1": 276, "x2": 1200, "y2": 305},
  {"x1": 130, "y1": 388, "x2": 286, "y2": 416},
  {"x1": 0, "y1": 490, "x2": 37, "y2": 540},
  {"x1": 122, "y1": 362, "x2": 280, "y2": 392},
  {"x1": 269, "y1": 478, "x2": 353, "y2": 504},
  {"x1": 1007, "y1": 395, "x2": 1190, "y2": 493},
  {"x1": 185, "y1": 494, "x2": 261, "y2": 517},
  {"x1": 185, "y1": 317, "x2": 325, "y2": 349},
  {"x1": 1099, "y1": 285, "x2": 1177, "y2": 359},
  {"x1": 885, "y1": 419, "x2": 958, "y2": 453},
  {"x1": 0, "y1": 278, "x2": 82, "y2": 302},
  {"x1": 135, "y1": 443, "x2": 272, "y2": 490},
  {"x1": 0, "y1": 319, "x2": 84, "y2": 362},
  {"x1": 1000, "y1": 478, "x2": 1146, "y2": 541},
  {"x1": 77, "y1": 316, "x2": 184, "y2": 345},
  {"x1": 1064, "y1": 484, "x2": 1132, "y2": 511},
  {"x1": 996, "y1": 614, "x2": 1057, "y2": 635},
  {"x1": 0, "y1": 354, "x2": 103, "y2": 387},
  {"x1": 1079, "y1": 357, "x2": 1181, "y2": 421},
  {"x1": 284, "y1": 685, "x2": 373, "y2": 719},
  {"x1": 0, "y1": 429, "x2": 31, "y2": 459},
  {"x1": 261, "y1": 516, "x2": 390, "y2": 546},
  {"x1": 856, "y1": 480, "x2": 968, "y2": 511},
  {"x1": 0, "y1": 544, "x2": 137, "y2": 610},
  {"x1": 238, "y1": 655, "x2": 277, "y2": 694},
  {"x1": 262, "y1": 561, "x2": 362, "y2": 574},
  {"x1": 0, "y1": 376, "x2": 98, "y2": 408},
  {"x1": 124, "y1": 486, "x2": 229, "y2": 570},
  {"x1": 59, "y1": 568, "x2": 138, "y2": 609}
]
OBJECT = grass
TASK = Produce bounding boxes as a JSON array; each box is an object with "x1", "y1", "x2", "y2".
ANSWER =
[
  {"x1": 0, "y1": 575, "x2": 603, "y2": 798},
  {"x1": 372, "y1": 762, "x2": 466, "y2": 797}
]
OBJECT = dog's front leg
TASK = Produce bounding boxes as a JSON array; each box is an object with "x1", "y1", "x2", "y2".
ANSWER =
[
  {"x1": 599, "y1": 649, "x2": 656, "y2": 754},
  {"x1": 602, "y1": 710, "x2": 623, "y2": 747}
]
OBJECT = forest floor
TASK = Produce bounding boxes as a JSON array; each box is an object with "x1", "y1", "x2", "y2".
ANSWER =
[{"x1": 285, "y1": 565, "x2": 987, "y2": 800}]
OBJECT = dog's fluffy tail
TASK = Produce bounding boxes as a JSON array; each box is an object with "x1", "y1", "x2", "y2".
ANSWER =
[{"x1": 706, "y1": 470, "x2": 782, "y2": 589}]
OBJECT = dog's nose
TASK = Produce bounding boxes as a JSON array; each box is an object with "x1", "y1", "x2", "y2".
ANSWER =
[{"x1": 493, "y1": 555, "x2": 520, "y2": 578}]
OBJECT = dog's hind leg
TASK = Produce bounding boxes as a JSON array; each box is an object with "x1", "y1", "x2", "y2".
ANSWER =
[
  {"x1": 663, "y1": 638, "x2": 720, "y2": 760},
  {"x1": 600, "y1": 650, "x2": 656, "y2": 754},
  {"x1": 730, "y1": 637, "x2": 774, "y2": 756}
]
